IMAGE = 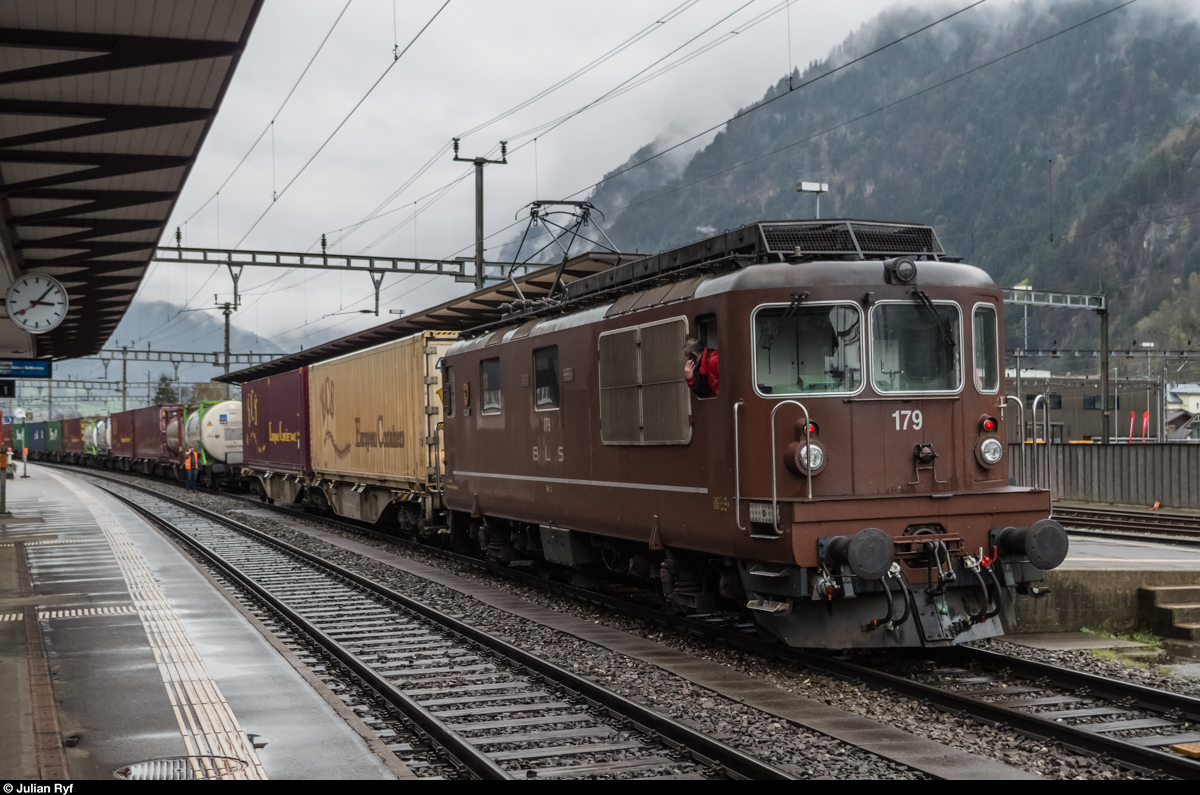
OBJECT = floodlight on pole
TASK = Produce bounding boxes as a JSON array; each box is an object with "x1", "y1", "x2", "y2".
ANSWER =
[{"x1": 796, "y1": 181, "x2": 829, "y2": 219}]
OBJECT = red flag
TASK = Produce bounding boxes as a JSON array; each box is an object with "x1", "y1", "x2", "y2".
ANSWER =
[
  {"x1": 1129, "y1": 411, "x2": 1135, "y2": 443},
  {"x1": 1142, "y1": 411, "x2": 1150, "y2": 442}
]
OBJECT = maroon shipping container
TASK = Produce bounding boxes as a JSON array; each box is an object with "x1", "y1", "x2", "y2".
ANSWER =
[
  {"x1": 111, "y1": 410, "x2": 136, "y2": 458},
  {"x1": 62, "y1": 417, "x2": 85, "y2": 455},
  {"x1": 2, "y1": 422, "x2": 11, "y2": 451},
  {"x1": 133, "y1": 405, "x2": 179, "y2": 460},
  {"x1": 243, "y1": 368, "x2": 311, "y2": 474}
]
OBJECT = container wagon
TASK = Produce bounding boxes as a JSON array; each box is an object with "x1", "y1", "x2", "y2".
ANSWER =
[
  {"x1": 242, "y1": 368, "x2": 311, "y2": 504},
  {"x1": 26, "y1": 421, "x2": 47, "y2": 454},
  {"x1": 43, "y1": 420, "x2": 63, "y2": 460},
  {"x1": 302, "y1": 331, "x2": 455, "y2": 525},
  {"x1": 13, "y1": 422, "x2": 26, "y2": 453},
  {"x1": 62, "y1": 418, "x2": 86, "y2": 462},
  {"x1": 110, "y1": 410, "x2": 135, "y2": 466}
]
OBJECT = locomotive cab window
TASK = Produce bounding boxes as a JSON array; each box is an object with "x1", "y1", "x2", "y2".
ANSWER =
[
  {"x1": 753, "y1": 303, "x2": 862, "y2": 395},
  {"x1": 533, "y1": 346, "x2": 560, "y2": 410},
  {"x1": 871, "y1": 302, "x2": 962, "y2": 393},
  {"x1": 972, "y1": 304, "x2": 999, "y2": 393},
  {"x1": 480, "y1": 357, "x2": 502, "y2": 414}
]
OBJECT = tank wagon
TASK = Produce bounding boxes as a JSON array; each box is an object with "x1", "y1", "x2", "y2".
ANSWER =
[{"x1": 237, "y1": 219, "x2": 1068, "y2": 649}]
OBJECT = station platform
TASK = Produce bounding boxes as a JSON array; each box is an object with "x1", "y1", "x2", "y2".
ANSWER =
[
  {"x1": 0, "y1": 465, "x2": 408, "y2": 781},
  {"x1": 1013, "y1": 532, "x2": 1200, "y2": 635}
]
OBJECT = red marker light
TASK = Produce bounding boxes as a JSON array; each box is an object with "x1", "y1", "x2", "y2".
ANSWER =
[{"x1": 980, "y1": 417, "x2": 997, "y2": 433}]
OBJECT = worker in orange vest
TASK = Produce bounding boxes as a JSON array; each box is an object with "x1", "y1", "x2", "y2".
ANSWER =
[{"x1": 184, "y1": 447, "x2": 200, "y2": 491}]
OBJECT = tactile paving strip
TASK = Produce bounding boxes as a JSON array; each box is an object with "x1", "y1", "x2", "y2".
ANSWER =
[
  {"x1": 44, "y1": 470, "x2": 267, "y2": 781},
  {"x1": 1, "y1": 606, "x2": 137, "y2": 621}
]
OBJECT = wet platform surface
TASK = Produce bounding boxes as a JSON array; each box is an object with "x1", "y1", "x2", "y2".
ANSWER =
[
  {"x1": 0, "y1": 465, "x2": 402, "y2": 781},
  {"x1": 1061, "y1": 536, "x2": 1200, "y2": 570}
]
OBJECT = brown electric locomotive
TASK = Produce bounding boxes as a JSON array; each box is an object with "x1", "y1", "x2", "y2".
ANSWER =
[{"x1": 440, "y1": 219, "x2": 1068, "y2": 649}]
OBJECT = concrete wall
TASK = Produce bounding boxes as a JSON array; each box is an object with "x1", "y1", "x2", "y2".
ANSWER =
[
  {"x1": 1011, "y1": 568, "x2": 1200, "y2": 634},
  {"x1": 1009, "y1": 442, "x2": 1200, "y2": 510}
]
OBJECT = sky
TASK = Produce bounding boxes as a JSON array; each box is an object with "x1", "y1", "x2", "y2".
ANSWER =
[{"x1": 121, "y1": 0, "x2": 920, "y2": 359}]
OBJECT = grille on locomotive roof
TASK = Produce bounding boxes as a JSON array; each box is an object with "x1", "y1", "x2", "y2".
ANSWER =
[{"x1": 762, "y1": 221, "x2": 943, "y2": 257}]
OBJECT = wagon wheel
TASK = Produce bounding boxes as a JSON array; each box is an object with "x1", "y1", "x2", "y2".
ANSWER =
[{"x1": 202, "y1": 469, "x2": 215, "y2": 490}]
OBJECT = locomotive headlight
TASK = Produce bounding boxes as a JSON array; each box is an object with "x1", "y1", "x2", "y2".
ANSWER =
[
  {"x1": 800, "y1": 444, "x2": 824, "y2": 470},
  {"x1": 979, "y1": 437, "x2": 1003, "y2": 466},
  {"x1": 786, "y1": 441, "x2": 826, "y2": 476}
]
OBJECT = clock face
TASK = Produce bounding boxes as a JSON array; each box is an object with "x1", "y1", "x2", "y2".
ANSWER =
[{"x1": 6, "y1": 274, "x2": 68, "y2": 334}]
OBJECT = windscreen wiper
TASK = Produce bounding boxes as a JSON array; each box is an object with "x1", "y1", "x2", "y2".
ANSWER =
[
  {"x1": 760, "y1": 291, "x2": 809, "y2": 351},
  {"x1": 912, "y1": 289, "x2": 956, "y2": 349}
]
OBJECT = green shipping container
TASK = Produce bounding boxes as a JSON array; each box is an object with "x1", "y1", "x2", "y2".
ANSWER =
[
  {"x1": 13, "y1": 423, "x2": 26, "y2": 451},
  {"x1": 45, "y1": 420, "x2": 63, "y2": 454}
]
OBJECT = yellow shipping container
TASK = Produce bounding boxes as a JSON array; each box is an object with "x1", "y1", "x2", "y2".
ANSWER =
[{"x1": 308, "y1": 331, "x2": 456, "y2": 485}]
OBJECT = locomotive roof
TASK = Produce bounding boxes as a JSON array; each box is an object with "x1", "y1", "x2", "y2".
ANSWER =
[
  {"x1": 447, "y1": 259, "x2": 996, "y2": 354},
  {"x1": 218, "y1": 219, "x2": 959, "y2": 383}
]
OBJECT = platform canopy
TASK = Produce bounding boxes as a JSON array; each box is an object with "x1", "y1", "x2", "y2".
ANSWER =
[
  {"x1": 0, "y1": 0, "x2": 264, "y2": 360},
  {"x1": 216, "y1": 251, "x2": 632, "y2": 384}
]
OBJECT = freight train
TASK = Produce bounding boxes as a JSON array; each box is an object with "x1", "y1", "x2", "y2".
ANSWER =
[
  {"x1": 15, "y1": 400, "x2": 243, "y2": 486},
  {"x1": 236, "y1": 219, "x2": 1070, "y2": 650}
]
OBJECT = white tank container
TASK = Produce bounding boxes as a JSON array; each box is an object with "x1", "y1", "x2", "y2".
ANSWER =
[
  {"x1": 184, "y1": 401, "x2": 243, "y2": 465},
  {"x1": 89, "y1": 418, "x2": 110, "y2": 452},
  {"x1": 165, "y1": 417, "x2": 181, "y2": 457}
]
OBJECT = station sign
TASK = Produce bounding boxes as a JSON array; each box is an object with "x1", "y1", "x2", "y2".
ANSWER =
[
  {"x1": 0, "y1": 380, "x2": 13, "y2": 398},
  {"x1": 0, "y1": 359, "x2": 51, "y2": 378}
]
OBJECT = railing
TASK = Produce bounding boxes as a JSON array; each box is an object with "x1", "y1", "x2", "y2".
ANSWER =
[
  {"x1": 770, "y1": 400, "x2": 812, "y2": 536},
  {"x1": 1008, "y1": 442, "x2": 1200, "y2": 510}
]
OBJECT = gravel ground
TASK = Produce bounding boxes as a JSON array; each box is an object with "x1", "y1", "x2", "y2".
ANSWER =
[
  {"x1": 93, "y1": 473, "x2": 1158, "y2": 779},
  {"x1": 972, "y1": 637, "x2": 1200, "y2": 698}
]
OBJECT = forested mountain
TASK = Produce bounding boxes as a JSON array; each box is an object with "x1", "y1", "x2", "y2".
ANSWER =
[{"x1": 535, "y1": 1, "x2": 1200, "y2": 365}]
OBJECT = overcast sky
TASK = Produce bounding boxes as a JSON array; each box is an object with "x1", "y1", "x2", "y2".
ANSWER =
[{"x1": 119, "y1": 0, "x2": 946, "y2": 355}]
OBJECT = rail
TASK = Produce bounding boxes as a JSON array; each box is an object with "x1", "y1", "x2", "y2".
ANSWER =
[
  {"x1": 90, "y1": 472, "x2": 794, "y2": 781},
  {"x1": 770, "y1": 400, "x2": 812, "y2": 535}
]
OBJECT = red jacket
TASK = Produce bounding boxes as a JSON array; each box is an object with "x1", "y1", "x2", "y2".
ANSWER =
[{"x1": 685, "y1": 348, "x2": 719, "y2": 397}]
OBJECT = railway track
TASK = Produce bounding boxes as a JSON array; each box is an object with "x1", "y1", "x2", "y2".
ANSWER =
[
  {"x1": 88, "y1": 474, "x2": 793, "y2": 781},
  {"x1": 1052, "y1": 505, "x2": 1200, "y2": 544},
  {"x1": 54, "y1": 465, "x2": 1200, "y2": 778}
]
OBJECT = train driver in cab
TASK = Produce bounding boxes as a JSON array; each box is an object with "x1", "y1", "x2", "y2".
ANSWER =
[{"x1": 683, "y1": 336, "x2": 719, "y2": 397}]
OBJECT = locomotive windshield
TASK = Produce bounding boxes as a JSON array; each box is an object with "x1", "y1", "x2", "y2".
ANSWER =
[
  {"x1": 754, "y1": 304, "x2": 862, "y2": 394},
  {"x1": 871, "y1": 302, "x2": 962, "y2": 392}
]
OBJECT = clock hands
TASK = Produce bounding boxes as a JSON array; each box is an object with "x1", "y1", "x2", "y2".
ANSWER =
[{"x1": 13, "y1": 286, "x2": 58, "y2": 316}]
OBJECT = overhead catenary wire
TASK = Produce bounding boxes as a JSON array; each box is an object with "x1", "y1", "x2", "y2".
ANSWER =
[
  {"x1": 141, "y1": 1, "x2": 450, "y2": 343},
  {"x1": 172, "y1": 0, "x2": 1143, "y2": 357},
  {"x1": 178, "y1": 0, "x2": 354, "y2": 226},
  {"x1": 327, "y1": 0, "x2": 986, "y2": 261},
  {"x1": 232, "y1": 0, "x2": 453, "y2": 250},
  {"x1": 320, "y1": 0, "x2": 701, "y2": 253}
]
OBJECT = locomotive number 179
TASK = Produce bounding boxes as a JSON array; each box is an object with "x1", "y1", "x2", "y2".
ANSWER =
[{"x1": 892, "y1": 409, "x2": 924, "y2": 430}]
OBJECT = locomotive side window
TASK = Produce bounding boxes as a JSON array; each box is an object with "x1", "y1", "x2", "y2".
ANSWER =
[
  {"x1": 753, "y1": 303, "x2": 862, "y2": 395},
  {"x1": 480, "y1": 357, "x2": 502, "y2": 414},
  {"x1": 696, "y1": 314, "x2": 718, "y2": 351},
  {"x1": 533, "y1": 346, "x2": 560, "y2": 409},
  {"x1": 871, "y1": 302, "x2": 962, "y2": 393},
  {"x1": 972, "y1": 304, "x2": 999, "y2": 393},
  {"x1": 598, "y1": 317, "x2": 691, "y2": 445}
]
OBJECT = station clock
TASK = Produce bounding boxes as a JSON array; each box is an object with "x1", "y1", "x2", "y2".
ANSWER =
[{"x1": 5, "y1": 274, "x2": 68, "y2": 334}]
